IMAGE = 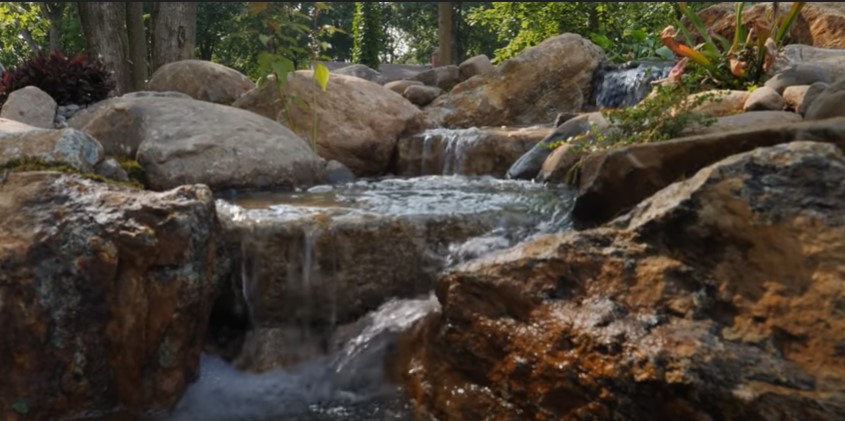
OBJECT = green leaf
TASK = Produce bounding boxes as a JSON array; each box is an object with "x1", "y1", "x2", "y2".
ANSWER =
[
  {"x1": 314, "y1": 62, "x2": 329, "y2": 92},
  {"x1": 655, "y1": 46, "x2": 674, "y2": 60},
  {"x1": 271, "y1": 57, "x2": 294, "y2": 84},
  {"x1": 12, "y1": 400, "x2": 29, "y2": 415},
  {"x1": 589, "y1": 33, "x2": 612, "y2": 50},
  {"x1": 258, "y1": 34, "x2": 270, "y2": 47}
]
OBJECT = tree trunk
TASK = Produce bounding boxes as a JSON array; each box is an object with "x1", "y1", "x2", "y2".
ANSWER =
[
  {"x1": 39, "y1": 3, "x2": 63, "y2": 53},
  {"x1": 437, "y1": 2, "x2": 453, "y2": 67},
  {"x1": 78, "y1": 2, "x2": 132, "y2": 95},
  {"x1": 126, "y1": 2, "x2": 147, "y2": 91},
  {"x1": 151, "y1": 2, "x2": 197, "y2": 72}
]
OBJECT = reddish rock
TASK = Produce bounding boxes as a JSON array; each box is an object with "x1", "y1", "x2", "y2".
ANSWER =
[
  {"x1": 0, "y1": 172, "x2": 229, "y2": 419},
  {"x1": 400, "y1": 141, "x2": 845, "y2": 421}
]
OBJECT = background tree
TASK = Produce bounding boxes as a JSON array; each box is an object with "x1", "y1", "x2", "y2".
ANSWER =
[
  {"x1": 437, "y1": 2, "x2": 452, "y2": 66},
  {"x1": 125, "y1": 2, "x2": 146, "y2": 91},
  {"x1": 78, "y1": 2, "x2": 132, "y2": 94},
  {"x1": 151, "y1": 2, "x2": 197, "y2": 72},
  {"x1": 352, "y1": 2, "x2": 382, "y2": 68}
]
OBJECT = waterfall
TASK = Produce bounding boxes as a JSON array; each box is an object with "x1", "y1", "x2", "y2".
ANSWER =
[{"x1": 594, "y1": 61, "x2": 672, "y2": 109}]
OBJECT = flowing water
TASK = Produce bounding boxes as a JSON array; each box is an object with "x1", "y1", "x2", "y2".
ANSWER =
[
  {"x1": 595, "y1": 61, "x2": 672, "y2": 109},
  {"x1": 166, "y1": 176, "x2": 576, "y2": 420}
]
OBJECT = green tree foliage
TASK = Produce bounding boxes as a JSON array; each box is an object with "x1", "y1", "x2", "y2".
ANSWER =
[
  {"x1": 352, "y1": 2, "x2": 382, "y2": 68},
  {"x1": 0, "y1": 2, "x2": 48, "y2": 66},
  {"x1": 467, "y1": 2, "x2": 717, "y2": 63}
]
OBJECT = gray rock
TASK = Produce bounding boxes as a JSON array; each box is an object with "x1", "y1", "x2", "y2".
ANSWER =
[
  {"x1": 403, "y1": 85, "x2": 443, "y2": 106},
  {"x1": 507, "y1": 112, "x2": 608, "y2": 180},
  {"x1": 69, "y1": 94, "x2": 326, "y2": 191},
  {"x1": 458, "y1": 54, "x2": 494, "y2": 81},
  {"x1": 95, "y1": 157, "x2": 130, "y2": 182},
  {"x1": 805, "y1": 78, "x2": 845, "y2": 120},
  {"x1": 0, "y1": 128, "x2": 104, "y2": 172},
  {"x1": 412, "y1": 65, "x2": 461, "y2": 91},
  {"x1": 774, "y1": 44, "x2": 845, "y2": 81},
  {"x1": 764, "y1": 64, "x2": 831, "y2": 94},
  {"x1": 743, "y1": 86, "x2": 784, "y2": 111},
  {"x1": 325, "y1": 159, "x2": 355, "y2": 184},
  {"x1": 798, "y1": 82, "x2": 830, "y2": 117},
  {"x1": 334, "y1": 64, "x2": 385, "y2": 84},
  {"x1": 0, "y1": 86, "x2": 57, "y2": 128}
]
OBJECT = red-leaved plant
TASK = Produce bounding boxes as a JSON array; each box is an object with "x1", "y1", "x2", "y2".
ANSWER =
[{"x1": 0, "y1": 51, "x2": 115, "y2": 107}]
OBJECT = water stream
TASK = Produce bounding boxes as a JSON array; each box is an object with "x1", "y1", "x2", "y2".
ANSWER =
[
  {"x1": 594, "y1": 61, "x2": 672, "y2": 109},
  {"x1": 167, "y1": 175, "x2": 576, "y2": 420}
]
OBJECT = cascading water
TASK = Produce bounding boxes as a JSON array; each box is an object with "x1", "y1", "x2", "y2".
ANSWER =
[
  {"x1": 168, "y1": 175, "x2": 577, "y2": 420},
  {"x1": 594, "y1": 61, "x2": 672, "y2": 109}
]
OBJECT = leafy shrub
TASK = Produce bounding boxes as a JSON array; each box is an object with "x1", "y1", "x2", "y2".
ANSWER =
[
  {"x1": 664, "y1": 2, "x2": 806, "y2": 89},
  {"x1": 352, "y1": 2, "x2": 382, "y2": 69},
  {"x1": 0, "y1": 51, "x2": 115, "y2": 107}
]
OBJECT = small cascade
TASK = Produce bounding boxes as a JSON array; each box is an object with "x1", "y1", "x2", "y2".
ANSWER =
[
  {"x1": 594, "y1": 61, "x2": 672, "y2": 109},
  {"x1": 421, "y1": 127, "x2": 485, "y2": 175}
]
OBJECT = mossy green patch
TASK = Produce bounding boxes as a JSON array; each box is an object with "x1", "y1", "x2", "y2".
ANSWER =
[{"x1": 1, "y1": 158, "x2": 144, "y2": 189}]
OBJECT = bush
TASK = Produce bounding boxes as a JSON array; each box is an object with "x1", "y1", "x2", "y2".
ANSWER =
[{"x1": 0, "y1": 51, "x2": 115, "y2": 107}]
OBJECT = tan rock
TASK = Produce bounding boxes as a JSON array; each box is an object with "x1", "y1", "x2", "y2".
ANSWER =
[
  {"x1": 401, "y1": 141, "x2": 845, "y2": 421},
  {"x1": 689, "y1": 111, "x2": 803, "y2": 135},
  {"x1": 0, "y1": 86, "x2": 57, "y2": 128},
  {"x1": 403, "y1": 85, "x2": 443, "y2": 106},
  {"x1": 0, "y1": 128, "x2": 104, "y2": 172},
  {"x1": 412, "y1": 65, "x2": 460, "y2": 90},
  {"x1": 147, "y1": 59, "x2": 255, "y2": 105},
  {"x1": 684, "y1": 90, "x2": 749, "y2": 117},
  {"x1": 538, "y1": 144, "x2": 586, "y2": 184},
  {"x1": 743, "y1": 86, "x2": 785, "y2": 111},
  {"x1": 699, "y1": 2, "x2": 845, "y2": 49},
  {"x1": 0, "y1": 117, "x2": 39, "y2": 134},
  {"x1": 0, "y1": 172, "x2": 228, "y2": 419},
  {"x1": 783, "y1": 85, "x2": 811, "y2": 110},
  {"x1": 571, "y1": 117, "x2": 845, "y2": 225},
  {"x1": 395, "y1": 125, "x2": 552, "y2": 177},
  {"x1": 425, "y1": 34, "x2": 604, "y2": 128},
  {"x1": 458, "y1": 54, "x2": 494, "y2": 81},
  {"x1": 385, "y1": 79, "x2": 423, "y2": 95},
  {"x1": 233, "y1": 71, "x2": 423, "y2": 176}
]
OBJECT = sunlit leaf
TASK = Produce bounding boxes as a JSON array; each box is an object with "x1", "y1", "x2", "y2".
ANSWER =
[
  {"x1": 258, "y1": 34, "x2": 270, "y2": 47},
  {"x1": 314, "y1": 62, "x2": 329, "y2": 92}
]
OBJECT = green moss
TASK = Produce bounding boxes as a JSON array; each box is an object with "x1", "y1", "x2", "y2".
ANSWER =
[
  {"x1": 113, "y1": 156, "x2": 148, "y2": 187},
  {"x1": 1, "y1": 158, "x2": 144, "y2": 189}
]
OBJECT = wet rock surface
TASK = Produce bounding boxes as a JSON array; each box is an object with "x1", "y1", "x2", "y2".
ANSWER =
[
  {"x1": 401, "y1": 141, "x2": 845, "y2": 421},
  {"x1": 395, "y1": 126, "x2": 552, "y2": 177},
  {"x1": 0, "y1": 172, "x2": 229, "y2": 419}
]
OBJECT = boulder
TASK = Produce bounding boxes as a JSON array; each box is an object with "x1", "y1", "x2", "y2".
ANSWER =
[
  {"x1": 699, "y1": 2, "x2": 845, "y2": 49},
  {"x1": 774, "y1": 44, "x2": 845, "y2": 80},
  {"x1": 507, "y1": 112, "x2": 608, "y2": 180},
  {"x1": 685, "y1": 89, "x2": 749, "y2": 117},
  {"x1": 0, "y1": 172, "x2": 229, "y2": 419},
  {"x1": 798, "y1": 82, "x2": 831, "y2": 116},
  {"x1": 0, "y1": 117, "x2": 39, "y2": 134},
  {"x1": 401, "y1": 141, "x2": 845, "y2": 421},
  {"x1": 403, "y1": 85, "x2": 443, "y2": 106},
  {"x1": 333, "y1": 64, "x2": 385, "y2": 84},
  {"x1": 69, "y1": 94, "x2": 326, "y2": 191},
  {"x1": 764, "y1": 64, "x2": 831, "y2": 94},
  {"x1": 0, "y1": 128, "x2": 104, "y2": 173},
  {"x1": 689, "y1": 111, "x2": 803, "y2": 135},
  {"x1": 537, "y1": 144, "x2": 586, "y2": 184},
  {"x1": 0, "y1": 86, "x2": 57, "y2": 128},
  {"x1": 395, "y1": 126, "x2": 553, "y2": 177},
  {"x1": 743, "y1": 86, "x2": 784, "y2": 111},
  {"x1": 385, "y1": 79, "x2": 424, "y2": 95},
  {"x1": 146, "y1": 60, "x2": 256, "y2": 105},
  {"x1": 425, "y1": 34, "x2": 604, "y2": 128},
  {"x1": 804, "y1": 77, "x2": 845, "y2": 120},
  {"x1": 571, "y1": 117, "x2": 845, "y2": 226},
  {"x1": 783, "y1": 85, "x2": 811, "y2": 111},
  {"x1": 233, "y1": 71, "x2": 423, "y2": 176},
  {"x1": 458, "y1": 55, "x2": 494, "y2": 81},
  {"x1": 412, "y1": 65, "x2": 461, "y2": 91}
]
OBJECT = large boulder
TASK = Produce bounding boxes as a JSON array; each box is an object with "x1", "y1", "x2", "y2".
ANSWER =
[
  {"x1": 0, "y1": 172, "x2": 229, "y2": 419},
  {"x1": 0, "y1": 117, "x2": 41, "y2": 134},
  {"x1": 425, "y1": 34, "x2": 604, "y2": 128},
  {"x1": 69, "y1": 94, "x2": 326, "y2": 191},
  {"x1": 412, "y1": 65, "x2": 461, "y2": 91},
  {"x1": 0, "y1": 128, "x2": 104, "y2": 173},
  {"x1": 146, "y1": 60, "x2": 255, "y2": 105},
  {"x1": 401, "y1": 141, "x2": 845, "y2": 421},
  {"x1": 699, "y1": 2, "x2": 845, "y2": 49},
  {"x1": 571, "y1": 117, "x2": 845, "y2": 226},
  {"x1": 233, "y1": 71, "x2": 423, "y2": 176},
  {"x1": 0, "y1": 86, "x2": 57, "y2": 128},
  {"x1": 394, "y1": 126, "x2": 552, "y2": 177},
  {"x1": 774, "y1": 44, "x2": 845, "y2": 80},
  {"x1": 458, "y1": 55, "x2": 495, "y2": 81}
]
